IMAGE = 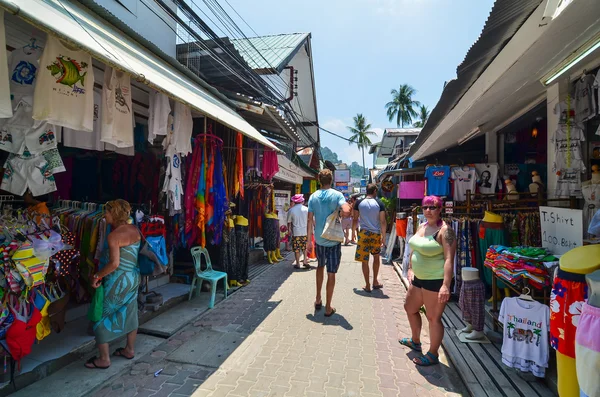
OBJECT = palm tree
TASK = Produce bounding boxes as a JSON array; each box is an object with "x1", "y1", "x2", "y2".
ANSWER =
[
  {"x1": 507, "y1": 322, "x2": 515, "y2": 339},
  {"x1": 413, "y1": 105, "x2": 430, "y2": 128},
  {"x1": 385, "y1": 84, "x2": 421, "y2": 127},
  {"x1": 533, "y1": 328, "x2": 542, "y2": 346},
  {"x1": 347, "y1": 114, "x2": 376, "y2": 179}
]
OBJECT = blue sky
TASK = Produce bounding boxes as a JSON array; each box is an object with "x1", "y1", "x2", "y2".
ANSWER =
[{"x1": 224, "y1": 0, "x2": 495, "y2": 164}]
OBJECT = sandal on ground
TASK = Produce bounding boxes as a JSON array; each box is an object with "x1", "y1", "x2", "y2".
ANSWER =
[
  {"x1": 324, "y1": 308, "x2": 336, "y2": 317},
  {"x1": 84, "y1": 357, "x2": 110, "y2": 369},
  {"x1": 314, "y1": 302, "x2": 323, "y2": 310},
  {"x1": 373, "y1": 284, "x2": 384, "y2": 290},
  {"x1": 413, "y1": 352, "x2": 439, "y2": 366},
  {"x1": 303, "y1": 263, "x2": 311, "y2": 268},
  {"x1": 363, "y1": 286, "x2": 372, "y2": 293},
  {"x1": 293, "y1": 265, "x2": 301, "y2": 269},
  {"x1": 399, "y1": 338, "x2": 422, "y2": 352},
  {"x1": 113, "y1": 347, "x2": 135, "y2": 360}
]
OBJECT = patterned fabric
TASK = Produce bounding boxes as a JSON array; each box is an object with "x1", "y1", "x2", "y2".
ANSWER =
[
  {"x1": 220, "y1": 228, "x2": 238, "y2": 280},
  {"x1": 263, "y1": 217, "x2": 278, "y2": 251},
  {"x1": 234, "y1": 224, "x2": 249, "y2": 281},
  {"x1": 576, "y1": 303, "x2": 600, "y2": 397},
  {"x1": 354, "y1": 230, "x2": 382, "y2": 261},
  {"x1": 550, "y1": 269, "x2": 587, "y2": 358},
  {"x1": 93, "y1": 242, "x2": 140, "y2": 344},
  {"x1": 459, "y1": 279, "x2": 486, "y2": 332},
  {"x1": 316, "y1": 243, "x2": 342, "y2": 273},
  {"x1": 292, "y1": 236, "x2": 307, "y2": 253}
]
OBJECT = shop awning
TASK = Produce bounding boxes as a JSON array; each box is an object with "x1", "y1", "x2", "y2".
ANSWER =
[
  {"x1": 2, "y1": 0, "x2": 280, "y2": 152},
  {"x1": 274, "y1": 154, "x2": 313, "y2": 185}
]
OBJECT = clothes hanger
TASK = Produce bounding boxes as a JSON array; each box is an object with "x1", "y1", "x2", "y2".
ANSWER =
[{"x1": 518, "y1": 286, "x2": 534, "y2": 301}]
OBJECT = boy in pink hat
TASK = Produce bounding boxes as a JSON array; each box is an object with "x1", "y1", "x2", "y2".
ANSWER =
[{"x1": 287, "y1": 194, "x2": 310, "y2": 269}]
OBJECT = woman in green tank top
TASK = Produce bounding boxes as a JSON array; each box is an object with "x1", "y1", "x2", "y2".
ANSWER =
[{"x1": 399, "y1": 195, "x2": 456, "y2": 366}]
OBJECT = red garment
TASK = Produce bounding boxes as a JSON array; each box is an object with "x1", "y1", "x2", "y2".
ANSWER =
[
  {"x1": 262, "y1": 150, "x2": 279, "y2": 180},
  {"x1": 550, "y1": 272, "x2": 586, "y2": 358},
  {"x1": 7, "y1": 301, "x2": 42, "y2": 366}
]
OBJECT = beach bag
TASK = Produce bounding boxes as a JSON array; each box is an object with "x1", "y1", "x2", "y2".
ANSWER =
[
  {"x1": 87, "y1": 284, "x2": 104, "y2": 322},
  {"x1": 138, "y1": 232, "x2": 168, "y2": 277},
  {"x1": 321, "y1": 210, "x2": 344, "y2": 243}
]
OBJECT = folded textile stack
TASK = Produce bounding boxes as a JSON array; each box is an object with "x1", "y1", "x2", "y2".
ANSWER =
[{"x1": 484, "y1": 245, "x2": 555, "y2": 289}]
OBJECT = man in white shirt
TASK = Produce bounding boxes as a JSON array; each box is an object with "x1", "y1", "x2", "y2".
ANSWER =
[{"x1": 287, "y1": 194, "x2": 310, "y2": 269}]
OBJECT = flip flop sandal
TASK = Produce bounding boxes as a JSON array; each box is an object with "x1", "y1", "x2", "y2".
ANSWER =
[
  {"x1": 303, "y1": 263, "x2": 311, "y2": 268},
  {"x1": 315, "y1": 302, "x2": 323, "y2": 310},
  {"x1": 373, "y1": 284, "x2": 384, "y2": 290},
  {"x1": 414, "y1": 352, "x2": 440, "y2": 366},
  {"x1": 113, "y1": 347, "x2": 135, "y2": 360},
  {"x1": 363, "y1": 287, "x2": 372, "y2": 293},
  {"x1": 293, "y1": 265, "x2": 301, "y2": 269},
  {"x1": 399, "y1": 337, "x2": 423, "y2": 352},
  {"x1": 85, "y1": 356, "x2": 110, "y2": 369},
  {"x1": 324, "y1": 308, "x2": 336, "y2": 317}
]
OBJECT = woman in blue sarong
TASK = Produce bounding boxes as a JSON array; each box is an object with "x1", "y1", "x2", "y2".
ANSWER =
[{"x1": 85, "y1": 199, "x2": 140, "y2": 369}]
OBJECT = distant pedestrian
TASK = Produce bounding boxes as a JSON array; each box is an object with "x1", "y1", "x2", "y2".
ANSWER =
[
  {"x1": 307, "y1": 170, "x2": 352, "y2": 317},
  {"x1": 400, "y1": 195, "x2": 456, "y2": 367},
  {"x1": 287, "y1": 194, "x2": 310, "y2": 269},
  {"x1": 353, "y1": 183, "x2": 386, "y2": 292},
  {"x1": 341, "y1": 201, "x2": 353, "y2": 246}
]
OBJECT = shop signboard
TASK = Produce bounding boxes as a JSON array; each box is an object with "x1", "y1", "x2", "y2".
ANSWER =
[
  {"x1": 539, "y1": 206, "x2": 583, "y2": 255},
  {"x1": 334, "y1": 169, "x2": 350, "y2": 183},
  {"x1": 274, "y1": 155, "x2": 303, "y2": 185},
  {"x1": 360, "y1": 179, "x2": 367, "y2": 187},
  {"x1": 360, "y1": 187, "x2": 367, "y2": 194},
  {"x1": 274, "y1": 190, "x2": 291, "y2": 248},
  {"x1": 335, "y1": 182, "x2": 349, "y2": 193}
]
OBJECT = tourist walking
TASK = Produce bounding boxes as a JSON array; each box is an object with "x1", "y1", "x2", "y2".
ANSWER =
[
  {"x1": 353, "y1": 183, "x2": 386, "y2": 292},
  {"x1": 307, "y1": 170, "x2": 352, "y2": 317},
  {"x1": 85, "y1": 199, "x2": 141, "y2": 369},
  {"x1": 287, "y1": 193, "x2": 310, "y2": 269},
  {"x1": 400, "y1": 195, "x2": 456, "y2": 366}
]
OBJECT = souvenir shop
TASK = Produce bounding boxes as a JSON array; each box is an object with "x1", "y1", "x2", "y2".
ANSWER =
[
  {"x1": 389, "y1": 63, "x2": 600, "y2": 396},
  {"x1": 0, "y1": 5, "x2": 283, "y2": 386}
]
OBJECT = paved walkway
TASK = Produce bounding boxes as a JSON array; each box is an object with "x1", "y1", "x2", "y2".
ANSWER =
[{"x1": 90, "y1": 245, "x2": 466, "y2": 397}]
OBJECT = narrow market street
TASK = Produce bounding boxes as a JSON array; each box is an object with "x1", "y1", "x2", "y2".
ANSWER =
[{"x1": 80, "y1": 245, "x2": 465, "y2": 397}]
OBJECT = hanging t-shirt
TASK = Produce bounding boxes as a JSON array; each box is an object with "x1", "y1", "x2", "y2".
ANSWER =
[
  {"x1": 425, "y1": 165, "x2": 450, "y2": 196},
  {"x1": 499, "y1": 298, "x2": 550, "y2": 378},
  {"x1": 148, "y1": 90, "x2": 171, "y2": 143},
  {"x1": 0, "y1": 11, "x2": 13, "y2": 118},
  {"x1": 100, "y1": 66, "x2": 134, "y2": 148},
  {"x1": 594, "y1": 69, "x2": 600, "y2": 116},
  {"x1": 173, "y1": 102, "x2": 193, "y2": 156},
  {"x1": 475, "y1": 163, "x2": 499, "y2": 194},
  {"x1": 451, "y1": 166, "x2": 477, "y2": 201},
  {"x1": 555, "y1": 168, "x2": 582, "y2": 199},
  {"x1": 32, "y1": 36, "x2": 94, "y2": 131},
  {"x1": 162, "y1": 153, "x2": 183, "y2": 213},
  {"x1": 62, "y1": 90, "x2": 104, "y2": 151},
  {"x1": 574, "y1": 74, "x2": 596, "y2": 123},
  {"x1": 552, "y1": 125, "x2": 586, "y2": 172},
  {"x1": 8, "y1": 47, "x2": 41, "y2": 106}
]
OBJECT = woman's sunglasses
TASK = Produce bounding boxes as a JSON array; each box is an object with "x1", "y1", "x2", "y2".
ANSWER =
[{"x1": 422, "y1": 206, "x2": 440, "y2": 211}]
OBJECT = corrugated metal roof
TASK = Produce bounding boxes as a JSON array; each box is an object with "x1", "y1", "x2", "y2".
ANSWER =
[
  {"x1": 407, "y1": 0, "x2": 543, "y2": 161},
  {"x1": 231, "y1": 33, "x2": 310, "y2": 72},
  {"x1": 383, "y1": 128, "x2": 421, "y2": 136}
]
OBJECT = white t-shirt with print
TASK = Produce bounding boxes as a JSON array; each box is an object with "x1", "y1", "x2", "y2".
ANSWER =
[
  {"x1": 8, "y1": 47, "x2": 41, "y2": 106},
  {"x1": 475, "y1": 163, "x2": 499, "y2": 194},
  {"x1": 555, "y1": 168, "x2": 582, "y2": 198},
  {"x1": 451, "y1": 166, "x2": 477, "y2": 201},
  {"x1": 32, "y1": 36, "x2": 94, "y2": 132},
  {"x1": 287, "y1": 204, "x2": 308, "y2": 237},
  {"x1": 499, "y1": 298, "x2": 550, "y2": 378},
  {"x1": 148, "y1": 90, "x2": 171, "y2": 143},
  {"x1": 0, "y1": 11, "x2": 12, "y2": 118},
  {"x1": 574, "y1": 74, "x2": 596, "y2": 122},
  {"x1": 552, "y1": 126, "x2": 586, "y2": 172},
  {"x1": 100, "y1": 66, "x2": 134, "y2": 148},
  {"x1": 62, "y1": 89, "x2": 105, "y2": 151}
]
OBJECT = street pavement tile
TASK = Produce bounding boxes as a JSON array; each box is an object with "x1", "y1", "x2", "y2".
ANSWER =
[{"x1": 81, "y1": 248, "x2": 467, "y2": 397}]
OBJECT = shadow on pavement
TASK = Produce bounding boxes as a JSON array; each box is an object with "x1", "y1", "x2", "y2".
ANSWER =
[
  {"x1": 352, "y1": 287, "x2": 390, "y2": 299},
  {"x1": 305, "y1": 312, "x2": 353, "y2": 330}
]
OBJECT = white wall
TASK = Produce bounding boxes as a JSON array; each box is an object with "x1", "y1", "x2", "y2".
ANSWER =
[{"x1": 90, "y1": 0, "x2": 177, "y2": 58}]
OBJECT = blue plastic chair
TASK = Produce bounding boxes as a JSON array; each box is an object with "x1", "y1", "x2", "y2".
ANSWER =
[{"x1": 188, "y1": 246, "x2": 227, "y2": 308}]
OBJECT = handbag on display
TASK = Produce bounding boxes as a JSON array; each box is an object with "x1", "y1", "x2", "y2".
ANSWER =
[{"x1": 321, "y1": 210, "x2": 344, "y2": 243}]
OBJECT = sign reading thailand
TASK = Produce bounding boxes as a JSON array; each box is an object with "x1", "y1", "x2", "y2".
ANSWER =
[{"x1": 539, "y1": 206, "x2": 583, "y2": 255}]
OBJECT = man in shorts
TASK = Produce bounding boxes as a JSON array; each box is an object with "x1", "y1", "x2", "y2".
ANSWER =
[
  {"x1": 287, "y1": 194, "x2": 310, "y2": 269},
  {"x1": 353, "y1": 183, "x2": 386, "y2": 292},
  {"x1": 307, "y1": 170, "x2": 352, "y2": 317}
]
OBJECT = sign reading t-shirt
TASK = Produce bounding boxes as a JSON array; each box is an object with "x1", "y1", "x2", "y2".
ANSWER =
[
  {"x1": 539, "y1": 206, "x2": 583, "y2": 254},
  {"x1": 425, "y1": 165, "x2": 450, "y2": 196}
]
